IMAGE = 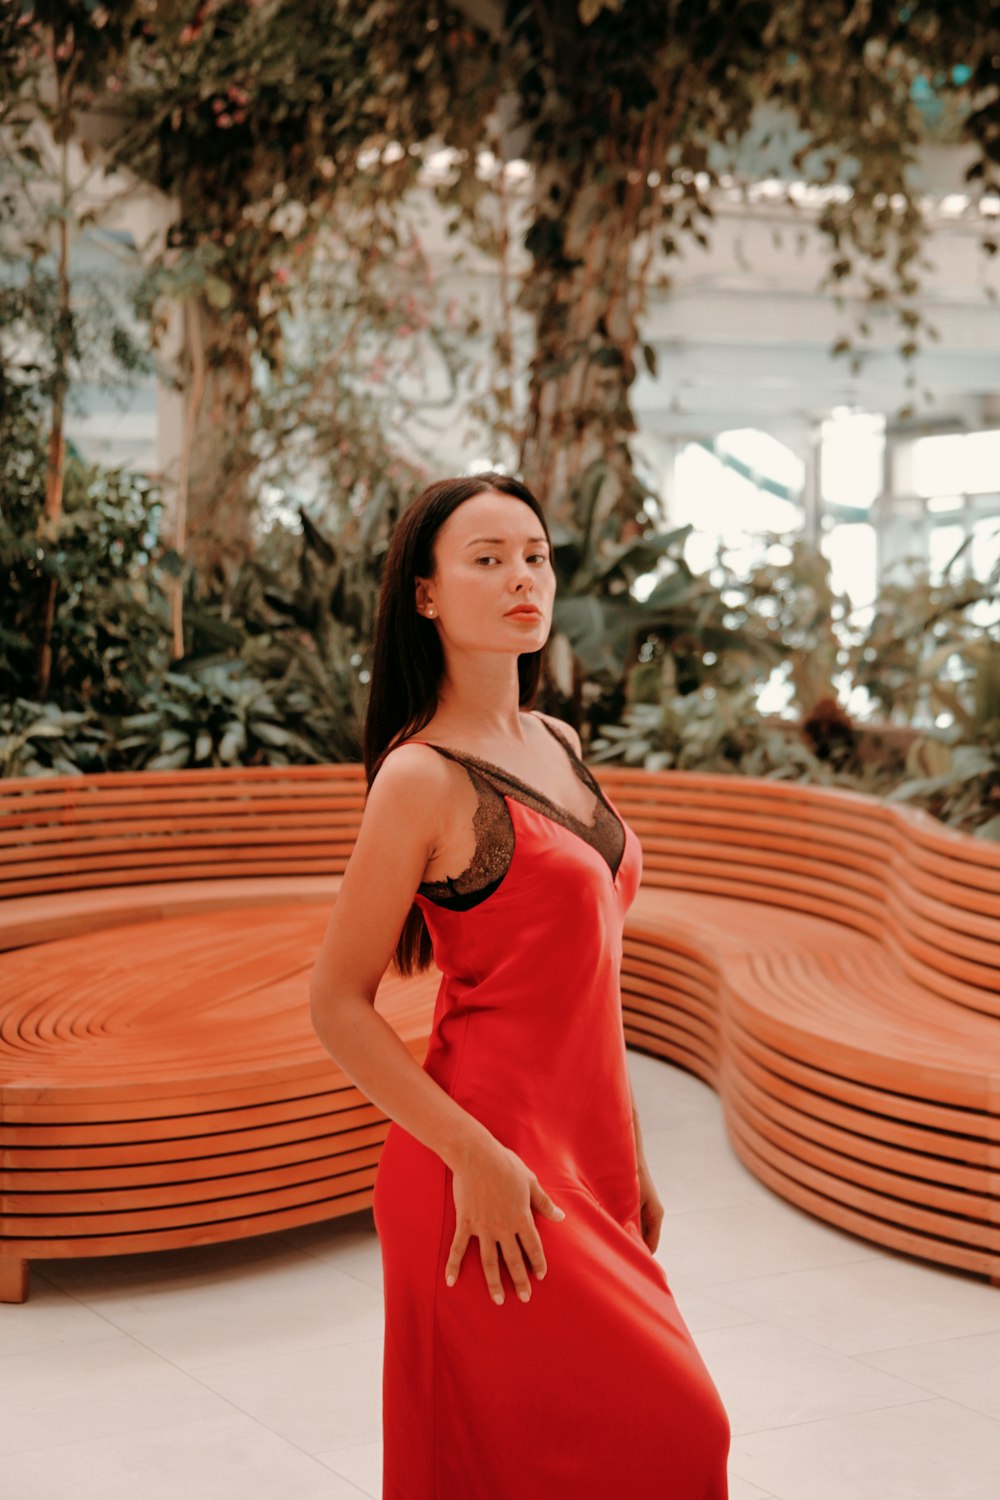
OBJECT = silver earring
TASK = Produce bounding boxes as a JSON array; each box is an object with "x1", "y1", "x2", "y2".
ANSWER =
[{"x1": 427, "y1": 607, "x2": 435, "y2": 617}]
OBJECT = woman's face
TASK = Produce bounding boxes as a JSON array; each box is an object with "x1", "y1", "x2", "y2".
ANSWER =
[{"x1": 415, "y1": 490, "x2": 555, "y2": 653}]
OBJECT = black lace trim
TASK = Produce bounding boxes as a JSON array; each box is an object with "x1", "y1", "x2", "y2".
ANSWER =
[
  {"x1": 416, "y1": 763, "x2": 515, "y2": 909},
  {"x1": 413, "y1": 717, "x2": 625, "y2": 908}
]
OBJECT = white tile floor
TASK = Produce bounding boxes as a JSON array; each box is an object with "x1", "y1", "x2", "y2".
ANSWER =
[{"x1": 2, "y1": 1050, "x2": 998, "y2": 1500}]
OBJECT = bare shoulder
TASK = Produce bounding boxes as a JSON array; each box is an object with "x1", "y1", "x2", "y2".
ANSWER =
[
  {"x1": 372, "y1": 738, "x2": 454, "y2": 799},
  {"x1": 531, "y1": 709, "x2": 583, "y2": 759},
  {"x1": 308, "y1": 741, "x2": 455, "y2": 1006},
  {"x1": 366, "y1": 736, "x2": 471, "y2": 843}
]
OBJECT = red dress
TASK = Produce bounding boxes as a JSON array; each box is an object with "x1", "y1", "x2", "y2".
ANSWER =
[{"x1": 371, "y1": 713, "x2": 731, "y2": 1498}]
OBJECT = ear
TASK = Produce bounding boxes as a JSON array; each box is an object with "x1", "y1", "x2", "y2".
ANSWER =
[{"x1": 414, "y1": 577, "x2": 434, "y2": 617}]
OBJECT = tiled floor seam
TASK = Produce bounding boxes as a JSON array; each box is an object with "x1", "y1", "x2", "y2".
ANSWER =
[
  {"x1": 731, "y1": 1391, "x2": 946, "y2": 1438},
  {"x1": 0, "y1": 1408, "x2": 267, "y2": 1460}
]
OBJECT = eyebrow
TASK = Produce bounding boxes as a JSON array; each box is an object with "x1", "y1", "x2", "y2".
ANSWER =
[{"x1": 463, "y1": 536, "x2": 549, "y2": 547}]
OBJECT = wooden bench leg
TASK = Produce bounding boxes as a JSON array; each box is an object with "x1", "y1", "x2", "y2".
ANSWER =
[{"x1": 0, "y1": 1256, "x2": 29, "y2": 1303}]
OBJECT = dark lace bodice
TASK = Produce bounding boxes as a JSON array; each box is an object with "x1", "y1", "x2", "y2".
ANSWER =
[{"x1": 409, "y1": 716, "x2": 626, "y2": 910}]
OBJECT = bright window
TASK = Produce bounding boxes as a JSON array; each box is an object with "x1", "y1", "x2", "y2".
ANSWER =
[
  {"x1": 913, "y1": 429, "x2": 1000, "y2": 498},
  {"x1": 820, "y1": 410, "x2": 885, "y2": 510}
]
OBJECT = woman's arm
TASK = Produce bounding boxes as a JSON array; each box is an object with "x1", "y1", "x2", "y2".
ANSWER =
[
  {"x1": 625, "y1": 1073, "x2": 650, "y2": 1169},
  {"x1": 627, "y1": 1076, "x2": 664, "y2": 1251},
  {"x1": 310, "y1": 746, "x2": 567, "y2": 1304},
  {"x1": 631, "y1": 1093, "x2": 649, "y2": 1168},
  {"x1": 309, "y1": 747, "x2": 495, "y2": 1173}
]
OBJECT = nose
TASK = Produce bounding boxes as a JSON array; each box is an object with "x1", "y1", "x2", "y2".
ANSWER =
[{"x1": 510, "y1": 557, "x2": 535, "y2": 592}]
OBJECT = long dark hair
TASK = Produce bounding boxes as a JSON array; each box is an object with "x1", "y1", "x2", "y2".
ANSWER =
[{"x1": 364, "y1": 471, "x2": 552, "y2": 975}]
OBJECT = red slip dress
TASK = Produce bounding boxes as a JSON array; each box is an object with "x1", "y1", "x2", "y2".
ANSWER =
[{"x1": 371, "y1": 712, "x2": 731, "y2": 1499}]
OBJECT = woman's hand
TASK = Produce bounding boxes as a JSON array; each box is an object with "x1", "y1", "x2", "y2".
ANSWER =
[
  {"x1": 637, "y1": 1158, "x2": 665, "y2": 1253},
  {"x1": 445, "y1": 1138, "x2": 565, "y2": 1305}
]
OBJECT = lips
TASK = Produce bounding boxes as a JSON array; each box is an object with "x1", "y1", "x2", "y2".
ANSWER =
[{"x1": 505, "y1": 607, "x2": 541, "y2": 618}]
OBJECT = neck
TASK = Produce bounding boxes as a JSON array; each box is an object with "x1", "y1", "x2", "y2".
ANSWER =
[{"x1": 431, "y1": 650, "x2": 528, "y2": 744}]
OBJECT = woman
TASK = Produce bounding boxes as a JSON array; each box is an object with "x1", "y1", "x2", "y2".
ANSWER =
[{"x1": 309, "y1": 472, "x2": 731, "y2": 1499}]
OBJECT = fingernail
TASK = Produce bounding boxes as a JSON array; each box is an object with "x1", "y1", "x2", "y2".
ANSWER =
[
  {"x1": 555, "y1": 1208, "x2": 565, "y2": 1219},
  {"x1": 537, "y1": 1270, "x2": 545, "y2": 1280},
  {"x1": 493, "y1": 1292, "x2": 504, "y2": 1305},
  {"x1": 518, "y1": 1290, "x2": 530, "y2": 1303},
  {"x1": 445, "y1": 1273, "x2": 455, "y2": 1287}
]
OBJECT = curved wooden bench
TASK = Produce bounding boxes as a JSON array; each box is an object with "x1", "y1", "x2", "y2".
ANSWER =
[
  {"x1": 1, "y1": 764, "x2": 997, "y2": 1302},
  {"x1": 0, "y1": 767, "x2": 422, "y2": 1304},
  {"x1": 600, "y1": 770, "x2": 1000, "y2": 1286}
]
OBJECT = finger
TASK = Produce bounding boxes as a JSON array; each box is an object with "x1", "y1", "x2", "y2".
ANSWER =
[
  {"x1": 445, "y1": 1226, "x2": 469, "y2": 1287},
  {"x1": 519, "y1": 1223, "x2": 548, "y2": 1282},
  {"x1": 498, "y1": 1234, "x2": 533, "y2": 1303},
  {"x1": 532, "y1": 1186, "x2": 565, "y2": 1221},
  {"x1": 479, "y1": 1238, "x2": 506, "y2": 1305}
]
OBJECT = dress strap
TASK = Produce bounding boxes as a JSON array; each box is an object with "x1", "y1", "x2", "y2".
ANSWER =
[
  {"x1": 402, "y1": 714, "x2": 625, "y2": 886},
  {"x1": 406, "y1": 714, "x2": 592, "y2": 790},
  {"x1": 533, "y1": 714, "x2": 572, "y2": 752},
  {"x1": 403, "y1": 739, "x2": 470, "y2": 768},
  {"x1": 531, "y1": 714, "x2": 603, "y2": 796}
]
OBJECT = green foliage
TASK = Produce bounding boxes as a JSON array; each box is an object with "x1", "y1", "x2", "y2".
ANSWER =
[
  {"x1": 887, "y1": 737, "x2": 1000, "y2": 840},
  {"x1": 586, "y1": 530, "x2": 999, "y2": 839},
  {"x1": 191, "y1": 489, "x2": 402, "y2": 765},
  {"x1": 1, "y1": 450, "x2": 388, "y2": 771},
  {"x1": 218, "y1": 3, "x2": 1000, "y2": 334},
  {"x1": 717, "y1": 537, "x2": 848, "y2": 717},
  {"x1": 2, "y1": 1, "x2": 997, "y2": 835},
  {"x1": 0, "y1": 20, "x2": 153, "y2": 407},
  {"x1": 590, "y1": 680, "x2": 1000, "y2": 839},
  {"x1": 243, "y1": 227, "x2": 468, "y2": 520},
  {"x1": 102, "y1": 0, "x2": 500, "y2": 367},
  {"x1": 1, "y1": 451, "x2": 167, "y2": 710},
  {"x1": 0, "y1": 698, "x2": 107, "y2": 777},
  {"x1": 500, "y1": 0, "x2": 1000, "y2": 505},
  {"x1": 847, "y1": 542, "x2": 1000, "y2": 734},
  {"x1": 3, "y1": 2, "x2": 503, "y2": 588},
  {"x1": 115, "y1": 664, "x2": 321, "y2": 771},
  {"x1": 3, "y1": 450, "x2": 997, "y2": 838},
  {"x1": 543, "y1": 457, "x2": 787, "y2": 732},
  {"x1": 590, "y1": 686, "x2": 832, "y2": 781}
]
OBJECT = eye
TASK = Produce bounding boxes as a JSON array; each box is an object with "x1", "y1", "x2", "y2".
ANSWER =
[{"x1": 474, "y1": 552, "x2": 550, "y2": 566}]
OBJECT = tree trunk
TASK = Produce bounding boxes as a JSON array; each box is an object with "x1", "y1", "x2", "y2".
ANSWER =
[
  {"x1": 517, "y1": 102, "x2": 669, "y2": 536},
  {"x1": 36, "y1": 52, "x2": 73, "y2": 702},
  {"x1": 178, "y1": 291, "x2": 257, "y2": 596}
]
